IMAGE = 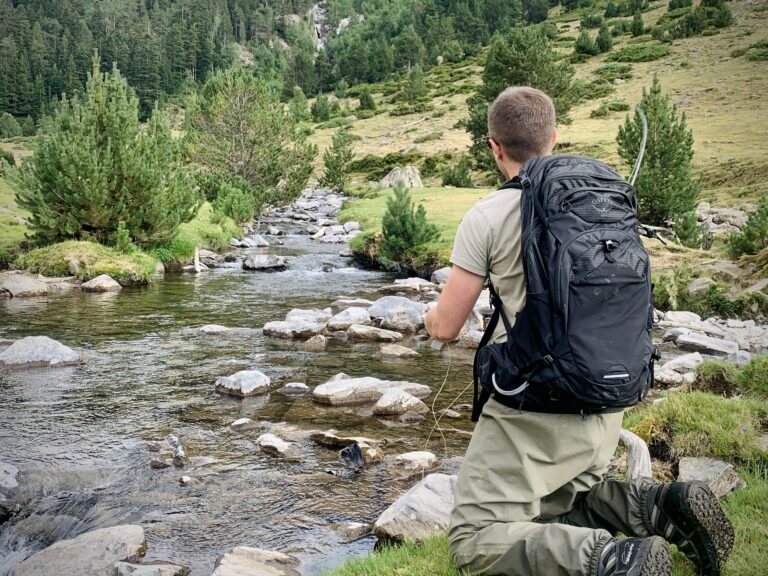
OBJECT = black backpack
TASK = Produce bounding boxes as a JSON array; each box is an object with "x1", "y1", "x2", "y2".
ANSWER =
[{"x1": 472, "y1": 155, "x2": 659, "y2": 421}]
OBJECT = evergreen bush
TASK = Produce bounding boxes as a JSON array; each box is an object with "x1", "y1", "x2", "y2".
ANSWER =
[
  {"x1": 289, "y1": 86, "x2": 310, "y2": 121},
  {"x1": 673, "y1": 210, "x2": 705, "y2": 248},
  {"x1": 0, "y1": 113, "x2": 21, "y2": 139},
  {"x1": 21, "y1": 116, "x2": 36, "y2": 137},
  {"x1": 575, "y1": 30, "x2": 600, "y2": 55},
  {"x1": 380, "y1": 184, "x2": 440, "y2": 262},
  {"x1": 524, "y1": 0, "x2": 550, "y2": 24},
  {"x1": 212, "y1": 181, "x2": 255, "y2": 225},
  {"x1": 0, "y1": 148, "x2": 15, "y2": 168},
  {"x1": 607, "y1": 44, "x2": 671, "y2": 63},
  {"x1": 631, "y1": 12, "x2": 646, "y2": 36},
  {"x1": 580, "y1": 13, "x2": 605, "y2": 28},
  {"x1": 594, "y1": 63, "x2": 633, "y2": 81},
  {"x1": 320, "y1": 128, "x2": 356, "y2": 193},
  {"x1": 312, "y1": 94, "x2": 331, "y2": 122},
  {"x1": 442, "y1": 158, "x2": 474, "y2": 187},
  {"x1": 404, "y1": 65, "x2": 428, "y2": 103},
  {"x1": 596, "y1": 23, "x2": 614, "y2": 52},
  {"x1": 745, "y1": 38, "x2": 768, "y2": 61},
  {"x1": 728, "y1": 197, "x2": 768, "y2": 258},
  {"x1": 669, "y1": 0, "x2": 692, "y2": 9},
  {"x1": 114, "y1": 221, "x2": 135, "y2": 254},
  {"x1": 358, "y1": 87, "x2": 377, "y2": 111}
]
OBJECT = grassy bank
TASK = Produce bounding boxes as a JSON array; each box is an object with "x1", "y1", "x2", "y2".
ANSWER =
[{"x1": 0, "y1": 175, "x2": 29, "y2": 261}]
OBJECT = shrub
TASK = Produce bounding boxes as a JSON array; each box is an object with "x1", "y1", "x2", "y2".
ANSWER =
[
  {"x1": 571, "y1": 78, "x2": 615, "y2": 103},
  {"x1": 358, "y1": 87, "x2": 377, "y2": 111},
  {"x1": 580, "y1": 13, "x2": 604, "y2": 28},
  {"x1": 691, "y1": 360, "x2": 739, "y2": 396},
  {"x1": 673, "y1": 210, "x2": 705, "y2": 248},
  {"x1": 591, "y1": 100, "x2": 629, "y2": 118},
  {"x1": 0, "y1": 113, "x2": 21, "y2": 139},
  {"x1": 349, "y1": 152, "x2": 422, "y2": 180},
  {"x1": 669, "y1": 0, "x2": 692, "y2": 9},
  {"x1": 316, "y1": 117, "x2": 353, "y2": 130},
  {"x1": 414, "y1": 131, "x2": 443, "y2": 144},
  {"x1": 442, "y1": 158, "x2": 474, "y2": 188},
  {"x1": 311, "y1": 94, "x2": 331, "y2": 122},
  {"x1": 612, "y1": 20, "x2": 631, "y2": 36},
  {"x1": 21, "y1": 116, "x2": 36, "y2": 137},
  {"x1": 607, "y1": 43, "x2": 671, "y2": 62},
  {"x1": 575, "y1": 30, "x2": 600, "y2": 55},
  {"x1": 594, "y1": 63, "x2": 633, "y2": 81},
  {"x1": 288, "y1": 86, "x2": 310, "y2": 121},
  {"x1": 631, "y1": 11, "x2": 645, "y2": 36},
  {"x1": 320, "y1": 128, "x2": 356, "y2": 193},
  {"x1": 380, "y1": 184, "x2": 440, "y2": 262},
  {"x1": 212, "y1": 181, "x2": 255, "y2": 224},
  {"x1": 114, "y1": 221, "x2": 135, "y2": 254},
  {"x1": 738, "y1": 356, "x2": 768, "y2": 399},
  {"x1": 746, "y1": 38, "x2": 768, "y2": 61},
  {"x1": 0, "y1": 148, "x2": 15, "y2": 168},
  {"x1": 728, "y1": 197, "x2": 768, "y2": 258},
  {"x1": 596, "y1": 23, "x2": 614, "y2": 52}
]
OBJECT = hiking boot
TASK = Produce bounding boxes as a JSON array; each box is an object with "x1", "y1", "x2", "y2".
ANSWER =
[
  {"x1": 644, "y1": 481, "x2": 735, "y2": 576},
  {"x1": 591, "y1": 536, "x2": 672, "y2": 576}
]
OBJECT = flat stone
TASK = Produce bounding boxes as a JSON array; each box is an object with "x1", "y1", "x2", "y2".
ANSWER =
[
  {"x1": 230, "y1": 418, "x2": 260, "y2": 432},
  {"x1": 149, "y1": 458, "x2": 171, "y2": 469},
  {"x1": 263, "y1": 320, "x2": 325, "y2": 339},
  {"x1": 393, "y1": 277, "x2": 436, "y2": 291},
  {"x1": 212, "y1": 547, "x2": 300, "y2": 576},
  {"x1": 431, "y1": 267, "x2": 451, "y2": 285},
  {"x1": 0, "y1": 461, "x2": 19, "y2": 489},
  {"x1": 215, "y1": 370, "x2": 270, "y2": 398},
  {"x1": 662, "y1": 352, "x2": 703, "y2": 374},
  {"x1": 380, "y1": 344, "x2": 419, "y2": 358},
  {"x1": 663, "y1": 327, "x2": 691, "y2": 342},
  {"x1": 256, "y1": 434, "x2": 301, "y2": 461},
  {"x1": 82, "y1": 274, "x2": 122, "y2": 292},
  {"x1": 279, "y1": 382, "x2": 310, "y2": 395},
  {"x1": 300, "y1": 334, "x2": 327, "y2": 351},
  {"x1": 0, "y1": 272, "x2": 48, "y2": 298},
  {"x1": 391, "y1": 451, "x2": 438, "y2": 472},
  {"x1": 198, "y1": 324, "x2": 230, "y2": 335},
  {"x1": 368, "y1": 296, "x2": 427, "y2": 332},
  {"x1": 327, "y1": 307, "x2": 371, "y2": 331},
  {"x1": 332, "y1": 297, "x2": 373, "y2": 310},
  {"x1": 334, "y1": 521, "x2": 370, "y2": 543},
  {"x1": 285, "y1": 308, "x2": 332, "y2": 324},
  {"x1": 313, "y1": 375, "x2": 431, "y2": 406},
  {"x1": 676, "y1": 333, "x2": 739, "y2": 357},
  {"x1": 373, "y1": 474, "x2": 457, "y2": 543},
  {"x1": 309, "y1": 430, "x2": 382, "y2": 450},
  {"x1": 347, "y1": 324, "x2": 403, "y2": 342},
  {"x1": 678, "y1": 457, "x2": 746, "y2": 499},
  {"x1": 664, "y1": 311, "x2": 702, "y2": 324},
  {"x1": 0, "y1": 336, "x2": 83, "y2": 368},
  {"x1": 242, "y1": 254, "x2": 286, "y2": 271},
  {"x1": 373, "y1": 389, "x2": 430, "y2": 415},
  {"x1": 12, "y1": 525, "x2": 146, "y2": 576},
  {"x1": 114, "y1": 561, "x2": 189, "y2": 576},
  {"x1": 251, "y1": 234, "x2": 270, "y2": 247},
  {"x1": 653, "y1": 367, "x2": 684, "y2": 386}
]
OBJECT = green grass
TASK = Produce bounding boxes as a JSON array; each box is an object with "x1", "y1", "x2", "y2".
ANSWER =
[
  {"x1": 17, "y1": 240, "x2": 158, "y2": 285},
  {"x1": 327, "y1": 535, "x2": 458, "y2": 576},
  {"x1": 737, "y1": 356, "x2": 768, "y2": 399},
  {"x1": 0, "y1": 175, "x2": 29, "y2": 259}
]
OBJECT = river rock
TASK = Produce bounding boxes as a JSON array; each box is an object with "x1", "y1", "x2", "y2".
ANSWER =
[
  {"x1": 114, "y1": 562, "x2": 189, "y2": 576},
  {"x1": 230, "y1": 418, "x2": 260, "y2": 432},
  {"x1": 11, "y1": 525, "x2": 147, "y2": 576},
  {"x1": 215, "y1": 370, "x2": 270, "y2": 398},
  {"x1": 663, "y1": 327, "x2": 691, "y2": 342},
  {"x1": 198, "y1": 324, "x2": 230, "y2": 335},
  {"x1": 167, "y1": 435, "x2": 189, "y2": 468},
  {"x1": 391, "y1": 451, "x2": 438, "y2": 473},
  {"x1": 687, "y1": 277, "x2": 716, "y2": 298},
  {"x1": 263, "y1": 320, "x2": 325, "y2": 339},
  {"x1": 266, "y1": 226, "x2": 283, "y2": 236},
  {"x1": 343, "y1": 221, "x2": 361, "y2": 233},
  {"x1": 373, "y1": 389, "x2": 430, "y2": 415},
  {"x1": 0, "y1": 272, "x2": 48, "y2": 298},
  {"x1": 675, "y1": 333, "x2": 739, "y2": 357},
  {"x1": 455, "y1": 330, "x2": 483, "y2": 348},
  {"x1": 373, "y1": 473, "x2": 457, "y2": 543},
  {"x1": 313, "y1": 374, "x2": 431, "y2": 406},
  {"x1": 340, "y1": 442, "x2": 384, "y2": 467},
  {"x1": 0, "y1": 336, "x2": 83, "y2": 368},
  {"x1": 380, "y1": 344, "x2": 419, "y2": 358},
  {"x1": 286, "y1": 308, "x2": 332, "y2": 324},
  {"x1": 0, "y1": 461, "x2": 19, "y2": 489},
  {"x1": 347, "y1": 324, "x2": 403, "y2": 342},
  {"x1": 431, "y1": 267, "x2": 451, "y2": 285},
  {"x1": 662, "y1": 352, "x2": 703, "y2": 374},
  {"x1": 309, "y1": 430, "x2": 382, "y2": 450},
  {"x1": 149, "y1": 458, "x2": 171, "y2": 469},
  {"x1": 300, "y1": 335, "x2": 327, "y2": 351},
  {"x1": 380, "y1": 166, "x2": 422, "y2": 189},
  {"x1": 278, "y1": 382, "x2": 310, "y2": 395},
  {"x1": 677, "y1": 457, "x2": 746, "y2": 498},
  {"x1": 368, "y1": 296, "x2": 427, "y2": 332},
  {"x1": 334, "y1": 521, "x2": 370, "y2": 542},
  {"x1": 654, "y1": 367, "x2": 685, "y2": 386},
  {"x1": 327, "y1": 307, "x2": 371, "y2": 330},
  {"x1": 212, "y1": 547, "x2": 300, "y2": 576},
  {"x1": 332, "y1": 297, "x2": 374, "y2": 310},
  {"x1": 81, "y1": 274, "x2": 122, "y2": 292},
  {"x1": 256, "y1": 434, "x2": 301, "y2": 461},
  {"x1": 242, "y1": 255, "x2": 286, "y2": 271},
  {"x1": 664, "y1": 311, "x2": 702, "y2": 324},
  {"x1": 251, "y1": 234, "x2": 270, "y2": 247}
]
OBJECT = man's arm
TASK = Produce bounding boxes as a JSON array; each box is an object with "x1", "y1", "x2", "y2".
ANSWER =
[{"x1": 425, "y1": 265, "x2": 486, "y2": 342}]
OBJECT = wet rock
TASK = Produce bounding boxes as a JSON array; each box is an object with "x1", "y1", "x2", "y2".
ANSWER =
[
  {"x1": 309, "y1": 430, "x2": 382, "y2": 450},
  {"x1": 0, "y1": 461, "x2": 19, "y2": 489},
  {"x1": 343, "y1": 221, "x2": 361, "y2": 233},
  {"x1": 380, "y1": 166, "x2": 422, "y2": 189},
  {"x1": 149, "y1": 458, "x2": 171, "y2": 470},
  {"x1": 332, "y1": 297, "x2": 374, "y2": 310},
  {"x1": 167, "y1": 435, "x2": 189, "y2": 468},
  {"x1": 311, "y1": 227, "x2": 326, "y2": 240},
  {"x1": 256, "y1": 434, "x2": 301, "y2": 461},
  {"x1": 278, "y1": 382, "x2": 310, "y2": 395},
  {"x1": 114, "y1": 561, "x2": 190, "y2": 576},
  {"x1": 334, "y1": 521, "x2": 370, "y2": 543},
  {"x1": 242, "y1": 254, "x2": 287, "y2": 271},
  {"x1": 0, "y1": 272, "x2": 48, "y2": 298},
  {"x1": 263, "y1": 320, "x2": 325, "y2": 339},
  {"x1": 240, "y1": 237, "x2": 258, "y2": 248},
  {"x1": 373, "y1": 389, "x2": 430, "y2": 415},
  {"x1": 313, "y1": 374, "x2": 431, "y2": 406},
  {"x1": 212, "y1": 547, "x2": 300, "y2": 576},
  {"x1": 229, "y1": 238, "x2": 243, "y2": 248},
  {"x1": 380, "y1": 344, "x2": 419, "y2": 358},
  {"x1": 661, "y1": 352, "x2": 703, "y2": 373},
  {"x1": 327, "y1": 307, "x2": 371, "y2": 330},
  {"x1": 339, "y1": 248, "x2": 354, "y2": 258},
  {"x1": 198, "y1": 324, "x2": 230, "y2": 335},
  {"x1": 677, "y1": 457, "x2": 746, "y2": 498},
  {"x1": 82, "y1": 274, "x2": 122, "y2": 292},
  {"x1": 266, "y1": 226, "x2": 283, "y2": 236},
  {"x1": 439, "y1": 409, "x2": 461, "y2": 419},
  {"x1": 455, "y1": 330, "x2": 483, "y2": 348},
  {"x1": 215, "y1": 370, "x2": 270, "y2": 398},
  {"x1": 178, "y1": 476, "x2": 200, "y2": 487},
  {"x1": 347, "y1": 324, "x2": 403, "y2": 342},
  {"x1": 301, "y1": 334, "x2": 327, "y2": 351},
  {"x1": 368, "y1": 296, "x2": 427, "y2": 332},
  {"x1": 675, "y1": 333, "x2": 739, "y2": 357},
  {"x1": 373, "y1": 473, "x2": 457, "y2": 543},
  {"x1": 12, "y1": 525, "x2": 147, "y2": 576},
  {"x1": 230, "y1": 418, "x2": 260, "y2": 432},
  {"x1": 251, "y1": 234, "x2": 270, "y2": 247},
  {"x1": 340, "y1": 442, "x2": 384, "y2": 467},
  {"x1": 0, "y1": 336, "x2": 83, "y2": 368},
  {"x1": 0, "y1": 497, "x2": 13, "y2": 523},
  {"x1": 390, "y1": 451, "x2": 438, "y2": 473},
  {"x1": 286, "y1": 308, "x2": 332, "y2": 324},
  {"x1": 431, "y1": 267, "x2": 451, "y2": 285}
]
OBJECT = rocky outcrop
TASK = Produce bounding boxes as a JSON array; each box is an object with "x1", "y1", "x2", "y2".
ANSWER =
[
  {"x1": 380, "y1": 166, "x2": 422, "y2": 189},
  {"x1": 696, "y1": 201, "x2": 751, "y2": 236},
  {"x1": 373, "y1": 389, "x2": 430, "y2": 415},
  {"x1": 242, "y1": 255, "x2": 287, "y2": 271},
  {"x1": 677, "y1": 457, "x2": 746, "y2": 498},
  {"x1": 215, "y1": 370, "x2": 270, "y2": 398},
  {"x1": 212, "y1": 547, "x2": 300, "y2": 576},
  {"x1": 12, "y1": 525, "x2": 147, "y2": 576},
  {"x1": 312, "y1": 374, "x2": 431, "y2": 406},
  {"x1": 0, "y1": 272, "x2": 49, "y2": 298},
  {"x1": 368, "y1": 296, "x2": 427, "y2": 332},
  {"x1": 0, "y1": 336, "x2": 83, "y2": 368},
  {"x1": 82, "y1": 274, "x2": 122, "y2": 292},
  {"x1": 373, "y1": 474, "x2": 457, "y2": 543}
]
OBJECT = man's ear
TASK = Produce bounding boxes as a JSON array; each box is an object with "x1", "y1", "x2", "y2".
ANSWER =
[{"x1": 550, "y1": 128, "x2": 558, "y2": 149}]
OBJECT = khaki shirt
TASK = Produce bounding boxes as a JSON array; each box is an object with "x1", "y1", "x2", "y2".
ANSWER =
[{"x1": 449, "y1": 182, "x2": 526, "y2": 343}]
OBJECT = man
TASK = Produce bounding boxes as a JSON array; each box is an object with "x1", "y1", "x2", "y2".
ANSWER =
[{"x1": 425, "y1": 86, "x2": 733, "y2": 576}]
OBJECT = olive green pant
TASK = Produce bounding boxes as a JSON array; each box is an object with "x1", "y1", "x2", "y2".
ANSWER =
[{"x1": 448, "y1": 399, "x2": 655, "y2": 576}]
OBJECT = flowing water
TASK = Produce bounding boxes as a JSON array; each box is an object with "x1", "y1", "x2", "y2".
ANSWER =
[{"x1": 0, "y1": 233, "x2": 475, "y2": 575}]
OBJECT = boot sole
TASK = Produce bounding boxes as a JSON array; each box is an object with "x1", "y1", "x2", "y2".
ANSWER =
[
  {"x1": 640, "y1": 537, "x2": 672, "y2": 576},
  {"x1": 681, "y1": 481, "x2": 735, "y2": 576}
]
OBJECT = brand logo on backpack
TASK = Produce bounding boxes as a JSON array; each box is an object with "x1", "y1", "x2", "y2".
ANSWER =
[{"x1": 471, "y1": 155, "x2": 657, "y2": 422}]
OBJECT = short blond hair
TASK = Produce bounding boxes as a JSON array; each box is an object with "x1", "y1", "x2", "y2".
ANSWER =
[{"x1": 487, "y1": 87, "x2": 556, "y2": 163}]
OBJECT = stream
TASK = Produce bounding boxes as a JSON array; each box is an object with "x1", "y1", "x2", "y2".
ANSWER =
[{"x1": 0, "y1": 232, "x2": 475, "y2": 575}]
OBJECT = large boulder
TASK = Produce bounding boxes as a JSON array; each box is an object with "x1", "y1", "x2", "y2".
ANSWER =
[
  {"x1": 212, "y1": 547, "x2": 300, "y2": 576},
  {"x1": 368, "y1": 296, "x2": 428, "y2": 332},
  {"x1": 313, "y1": 374, "x2": 431, "y2": 406},
  {"x1": 347, "y1": 324, "x2": 403, "y2": 342},
  {"x1": 661, "y1": 352, "x2": 704, "y2": 374},
  {"x1": 380, "y1": 166, "x2": 422, "y2": 189},
  {"x1": 373, "y1": 474, "x2": 457, "y2": 542},
  {"x1": 242, "y1": 255, "x2": 286, "y2": 271},
  {"x1": 81, "y1": 274, "x2": 122, "y2": 293},
  {"x1": 11, "y1": 525, "x2": 146, "y2": 576},
  {"x1": 0, "y1": 336, "x2": 83, "y2": 368},
  {"x1": 373, "y1": 389, "x2": 430, "y2": 415},
  {"x1": 327, "y1": 307, "x2": 371, "y2": 331},
  {"x1": 0, "y1": 272, "x2": 48, "y2": 298},
  {"x1": 215, "y1": 370, "x2": 270, "y2": 398}
]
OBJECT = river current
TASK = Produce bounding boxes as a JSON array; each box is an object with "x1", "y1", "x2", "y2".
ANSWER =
[{"x1": 0, "y1": 233, "x2": 475, "y2": 575}]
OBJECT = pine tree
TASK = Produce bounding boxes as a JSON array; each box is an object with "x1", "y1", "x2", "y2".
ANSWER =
[
  {"x1": 394, "y1": 25, "x2": 426, "y2": 70},
  {"x1": 575, "y1": 30, "x2": 599, "y2": 55},
  {"x1": 404, "y1": 64, "x2": 427, "y2": 103},
  {"x1": 21, "y1": 115, "x2": 36, "y2": 137},
  {"x1": 15, "y1": 55, "x2": 198, "y2": 247},
  {"x1": 289, "y1": 86, "x2": 310, "y2": 121},
  {"x1": 596, "y1": 23, "x2": 613, "y2": 53},
  {"x1": 673, "y1": 211, "x2": 704, "y2": 248},
  {"x1": 311, "y1": 93, "x2": 331, "y2": 122},
  {"x1": 0, "y1": 113, "x2": 22, "y2": 139},
  {"x1": 380, "y1": 184, "x2": 440, "y2": 262},
  {"x1": 617, "y1": 75, "x2": 700, "y2": 226},
  {"x1": 320, "y1": 128, "x2": 355, "y2": 192},
  {"x1": 632, "y1": 11, "x2": 645, "y2": 36},
  {"x1": 357, "y1": 86, "x2": 376, "y2": 111}
]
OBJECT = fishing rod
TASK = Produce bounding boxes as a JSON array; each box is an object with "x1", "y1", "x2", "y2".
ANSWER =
[{"x1": 632, "y1": 106, "x2": 668, "y2": 245}]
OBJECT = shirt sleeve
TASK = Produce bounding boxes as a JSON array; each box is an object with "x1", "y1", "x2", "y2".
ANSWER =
[{"x1": 450, "y1": 206, "x2": 491, "y2": 278}]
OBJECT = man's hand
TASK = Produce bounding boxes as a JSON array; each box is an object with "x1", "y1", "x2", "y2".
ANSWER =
[{"x1": 425, "y1": 265, "x2": 486, "y2": 342}]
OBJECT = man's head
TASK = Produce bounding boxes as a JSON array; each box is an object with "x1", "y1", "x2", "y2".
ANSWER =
[{"x1": 487, "y1": 87, "x2": 557, "y2": 178}]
